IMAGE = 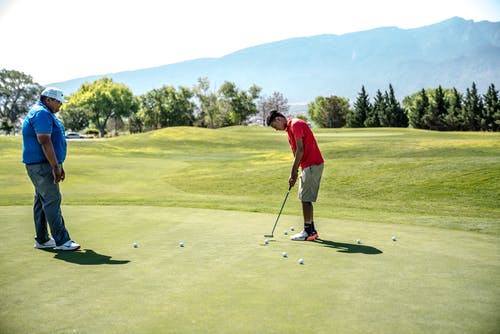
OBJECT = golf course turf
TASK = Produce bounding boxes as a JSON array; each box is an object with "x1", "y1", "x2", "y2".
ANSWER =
[{"x1": 0, "y1": 127, "x2": 498, "y2": 333}]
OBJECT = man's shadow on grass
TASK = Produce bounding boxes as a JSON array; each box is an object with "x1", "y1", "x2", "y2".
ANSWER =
[
  {"x1": 42, "y1": 249, "x2": 130, "y2": 265},
  {"x1": 315, "y1": 239, "x2": 383, "y2": 254}
]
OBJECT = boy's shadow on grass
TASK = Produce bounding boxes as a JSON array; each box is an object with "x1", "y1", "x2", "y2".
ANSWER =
[
  {"x1": 42, "y1": 249, "x2": 130, "y2": 265},
  {"x1": 315, "y1": 239, "x2": 383, "y2": 254}
]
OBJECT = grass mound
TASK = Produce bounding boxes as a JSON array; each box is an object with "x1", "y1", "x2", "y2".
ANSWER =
[{"x1": 1, "y1": 127, "x2": 498, "y2": 233}]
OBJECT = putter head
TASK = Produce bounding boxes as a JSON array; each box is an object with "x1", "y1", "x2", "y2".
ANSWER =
[{"x1": 263, "y1": 234, "x2": 274, "y2": 238}]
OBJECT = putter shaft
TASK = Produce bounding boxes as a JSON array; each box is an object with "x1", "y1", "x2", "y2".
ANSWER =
[{"x1": 264, "y1": 186, "x2": 291, "y2": 237}]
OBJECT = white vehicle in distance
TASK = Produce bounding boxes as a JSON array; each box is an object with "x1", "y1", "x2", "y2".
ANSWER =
[{"x1": 65, "y1": 132, "x2": 90, "y2": 139}]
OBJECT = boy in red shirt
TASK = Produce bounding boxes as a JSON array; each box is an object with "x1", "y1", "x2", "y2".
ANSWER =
[{"x1": 266, "y1": 110, "x2": 324, "y2": 241}]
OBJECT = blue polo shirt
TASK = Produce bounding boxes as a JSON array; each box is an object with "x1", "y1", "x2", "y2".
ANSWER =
[{"x1": 22, "y1": 101, "x2": 67, "y2": 165}]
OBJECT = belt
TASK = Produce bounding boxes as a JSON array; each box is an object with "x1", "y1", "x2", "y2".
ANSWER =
[{"x1": 26, "y1": 161, "x2": 49, "y2": 165}]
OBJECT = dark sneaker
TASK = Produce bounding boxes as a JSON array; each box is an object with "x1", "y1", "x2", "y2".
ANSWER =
[{"x1": 306, "y1": 231, "x2": 319, "y2": 241}]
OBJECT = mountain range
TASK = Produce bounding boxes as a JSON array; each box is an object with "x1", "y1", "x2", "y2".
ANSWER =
[{"x1": 51, "y1": 17, "x2": 500, "y2": 104}]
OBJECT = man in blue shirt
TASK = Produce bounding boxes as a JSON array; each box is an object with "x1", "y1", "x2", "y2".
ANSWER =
[{"x1": 22, "y1": 87, "x2": 80, "y2": 251}]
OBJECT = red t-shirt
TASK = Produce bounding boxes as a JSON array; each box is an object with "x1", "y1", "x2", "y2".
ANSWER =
[{"x1": 286, "y1": 117, "x2": 324, "y2": 169}]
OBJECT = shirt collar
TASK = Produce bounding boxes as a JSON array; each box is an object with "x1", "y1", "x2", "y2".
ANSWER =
[{"x1": 37, "y1": 100, "x2": 54, "y2": 114}]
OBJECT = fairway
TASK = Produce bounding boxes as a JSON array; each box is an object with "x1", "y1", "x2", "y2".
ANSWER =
[{"x1": 1, "y1": 127, "x2": 499, "y2": 333}]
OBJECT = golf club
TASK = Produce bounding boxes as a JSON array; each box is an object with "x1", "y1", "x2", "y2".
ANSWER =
[{"x1": 264, "y1": 185, "x2": 292, "y2": 238}]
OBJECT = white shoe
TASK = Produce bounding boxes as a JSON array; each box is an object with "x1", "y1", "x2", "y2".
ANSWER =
[
  {"x1": 290, "y1": 230, "x2": 309, "y2": 241},
  {"x1": 34, "y1": 238, "x2": 56, "y2": 249},
  {"x1": 55, "y1": 240, "x2": 81, "y2": 251}
]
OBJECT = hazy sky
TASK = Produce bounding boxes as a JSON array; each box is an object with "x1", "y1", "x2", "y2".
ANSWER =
[{"x1": 1, "y1": 0, "x2": 499, "y2": 85}]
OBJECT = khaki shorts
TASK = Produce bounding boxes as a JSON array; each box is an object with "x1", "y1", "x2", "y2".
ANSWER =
[{"x1": 299, "y1": 163, "x2": 324, "y2": 202}]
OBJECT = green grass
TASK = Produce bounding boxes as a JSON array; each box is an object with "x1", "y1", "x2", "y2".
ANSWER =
[
  {"x1": 2, "y1": 127, "x2": 498, "y2": 233},
  {"x1": 0, "y1": 206, "x2": 498, "y2": 334},
  {"x1": 0, "y1": 127, "x2": 499, "y2": 333}
]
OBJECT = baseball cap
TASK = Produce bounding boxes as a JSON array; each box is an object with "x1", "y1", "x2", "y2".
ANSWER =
[{"x1": 41, "y1": 87, "x2": 67, "y2": 103}]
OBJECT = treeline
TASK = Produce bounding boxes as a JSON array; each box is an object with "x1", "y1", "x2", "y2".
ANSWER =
[
  {"x1": 0, "y1": 69, "x2": 288, "y2": 136},
  {"x1": 310, "y1": 83, "x2": 500, "y2": 131},
  {"x1": 1, "y1": 69, "x2": 499, "y2": 136}
]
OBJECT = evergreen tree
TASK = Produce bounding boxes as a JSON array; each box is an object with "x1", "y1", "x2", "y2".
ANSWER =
[
  {"x1": 408, "y1": 89, "x2": 429, "y2": 129},
  {"x1": 380, "y1": 84, "x2": 408, "y2": 127},
  {"x1": 481, "y1": 83, "x2": 499, "y2": 131},
  {"x1": 371, "y1": 89, "x2": 386, "y2": 127},
  {"x1": 387, "y1": 84, "x2": 408, "y2": 128},
  {"x1": 347, "y1": 86, "x2": 370, "y2": 127},
  {"x1": 378, "y1": 91, "x2": 391, "y2": 127},
  {"x1": 423, "y1": 86, "x2": 448, "y2": 130},
  {"x1": 364, "y1": 106, "x2": 379, "y2": 127},
  {"x1": 462, "y1": 82, "x2": 483, "y2": 131},
  {"x1": 444, "y1": 88, "x2": 462, "y2": 131}
]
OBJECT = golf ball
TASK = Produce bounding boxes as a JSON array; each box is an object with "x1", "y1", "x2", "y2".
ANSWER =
[
  {"x1": 298, "y1": 258, "x2": 304, "y2": 265},
  {"x1": 290, "y1": 226, "x2": 295, "y2": 231},
  {"x1": 179, "y1": 242, "x2": 184, "y2": 247},
  {"x1": 284, "y1": 230, "x2": 288, "y2": 235},
  {"x1": 133, "y1": 242, "x2": 138, "y2": 248},
  {"x1": 356, "y1": 239, "x2": 362, "y2": 244},
  {"x1": 392, "y1": 236, "x2": 397, "y2": 241},
  {"x1": 264, "y1": 239, "x2": 269, "y2": 245},
  {"x1": 282, "y1": 252, "x2": 287, "y2": 258}
]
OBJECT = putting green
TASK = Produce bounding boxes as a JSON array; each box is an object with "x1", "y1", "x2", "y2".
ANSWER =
[{"x1": 0, "y1": 205, "x2": 498, "y2": 334}]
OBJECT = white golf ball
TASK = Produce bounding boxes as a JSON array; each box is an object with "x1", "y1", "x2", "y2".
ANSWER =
[
  {"x1": 264, "y1": 239, "x2": 269, "y2": 244},
  {"x1": 179, "y1": 242, "x2": 184, "y2": 247},
  {"x1": 298, "y1": 258, "x2": 304, "y2": 265},
  {"x1": 356, "y1": 239, "x2": 362, "y2": 244},
  {"x1": 284, "y1": 230, "x2": 288, "y2": 235},
  {"x1": 133, "y1": 242, "x2": 138, "y2": 248},
  {"x1": 282, "y1": 252, "x2": 287, "y2": 258},
  {"x1": 392, "y1": 236, "x2": 397, "y2": 241},
  {"x1": 290, "y1": 226, "x2": 295, "y2": 231}
]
